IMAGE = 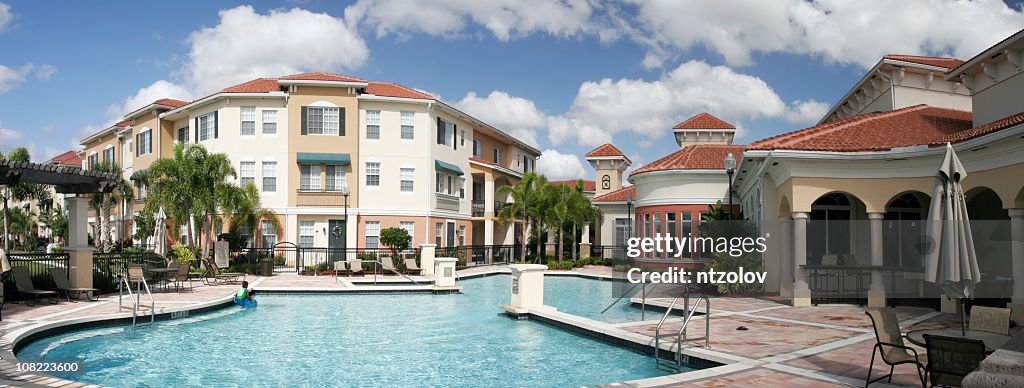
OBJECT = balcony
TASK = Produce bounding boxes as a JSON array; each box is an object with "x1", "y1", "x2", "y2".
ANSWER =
[
  {"x1": 297, "y1": 190, "x2": 349, "y2": 207},
  {"x1": 435, "y1": 193, "x2": 460, "y2": 212},
  {"x1": 472, "y1": 200, "x2": 485, "y2": 217}
]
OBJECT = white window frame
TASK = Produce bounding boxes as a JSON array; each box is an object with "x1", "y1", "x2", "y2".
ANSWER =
[
  {"x1": 261, "y1": 220, "x2": 276, "y2": 248},
  {"x1": 400, "y1": 221, "x2": 415, "y2": 243},
  {"x1": 325, "y1": 165, "x2": 345, "y2": 192},
  {"x1": 493, "y1": 147, "x2": 502, "y2": 165},
  {"x1": 400, "y1": 167, "x2": 415, "y2": 193},
  {"x1": 103, "y1": 145, "x2": 115, "y2": 165},
  {"x1": 262, "y1": 161, "x2": 277, "y2": 192},
  {"x1": 240, "y1": 106, "x2": 256, "y2": 136},
  {"x1": 365, "y1": 162, "x2": 380, "y2": 188},
  {"x1": 365, "y1": 110, "x2": 381, "y2": 140},
  {"x1": 365, "y1": 221, "x2": 380, "y2": 249},
  {"x1": 177, "y1": 127, "x2": 189, "y2": 145},
  {"x1": 239, "y1": 161, "x2": 256, "y2": 188},
  {"x1": 435, "y1": 172, "x2": 445, "y2": 194},
  {"x1": 307, "y1": 106, "x2": 340, "y2": 135},
  {"x1": 262, "y1": 110, "x2": 277, "y2": 134},
  {"x1": 198, "y1": 112, "x2": 216, "y2": 142},
  {"x1": 139, "y1": 129, "x2": 152, "y2": 155},
  {"x1": 299, "y1": 221, "x2": 315, "y2": 248},
  {"x1": 400, "y1": 111, "x2": 415, "y2": 140},
  {"x1": 300, "y1": 164, "x2": 321, "y2": 192},
  {"x1": 473, "y1": 139, "x2": 482, "y2": 157}
]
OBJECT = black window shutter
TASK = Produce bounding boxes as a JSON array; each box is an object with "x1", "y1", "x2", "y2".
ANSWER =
[
  {"x1": 147, "y1": 132, "x2": 152, "y2": 154},
  {"x1": 453, "y1": 124, "x2": 458, "y2": 150},
  {"x1": 213, "y1": 111, "x2": 219, "y2": 139},
  {"x1": 135, "y1": 133, "x2": 140, "y2": 156},
  {"x1": 194, "y1": 117, "x2": 199, "y2": 143},
  {"x1": 339, "y1": 107, "x2": 345, "y2": 136},
  {"x1": 301, "y1": 107, "x2": 308, "y2": 135},
  {"x1": 436, "y1": 117, "x2": 444, "y2": 144}
]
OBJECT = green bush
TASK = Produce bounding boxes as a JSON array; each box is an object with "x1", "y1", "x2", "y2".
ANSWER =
[{"x1": 170, "y1": 243, "x2": 194, "y2": 265}]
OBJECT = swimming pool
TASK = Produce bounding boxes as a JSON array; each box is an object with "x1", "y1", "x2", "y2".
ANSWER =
[{"x1": 17, "y1": 275, "x2": 690, "y2": 387}]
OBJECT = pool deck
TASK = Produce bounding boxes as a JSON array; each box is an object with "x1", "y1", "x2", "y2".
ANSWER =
[{"x1": 0, "y1": 266, "x2": 1003, "y2": 388}]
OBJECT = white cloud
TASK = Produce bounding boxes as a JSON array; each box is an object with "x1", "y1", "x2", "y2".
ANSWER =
[
  {"x1": 345, "y1": 0, "x2": 596, "y2": 41},
  {"x1": 0, "y1": 2, "x2": 11, "y2": 32},
  {"x1": 454, "y1": 90, "x2": 547, "y2": 148},
  {"x1": 783, "y1": 100, "x2": 830, "y2": 124},
  {"x1": 182, "y1": 5, "x2": 368, "y2": 95},
  {"x1": 42, "y1": 146, "x2": 62, "y2": 161},
  {"x1": 105, "y1": 80, "x2": 191, "y2": 121},
  {"x1": 626, "y1": 0, "x2": 1024, "y2": 68},
  {"x1": 0, "y1": 122, "x2": 23, "y2": 153},
  {"x1": 537, "y1": 149, "x2": 588, "y2": 181},
  {"x1": 35, "y1": 64, "x2": 57, "y2": 80},
  {"x1": 546, "y1": 115, "x2": 613, "y2": 148},
  {"x1": 41, "y1": 124, "x2": 54, "y2": 134},
  {"x1": 0, "y1": 63, "x2": 32, "y2": 94}
]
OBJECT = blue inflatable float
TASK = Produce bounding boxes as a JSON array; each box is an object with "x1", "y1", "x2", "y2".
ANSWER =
[{"x1": 234, "y1": 297, "x2": 257, "y2": 308}]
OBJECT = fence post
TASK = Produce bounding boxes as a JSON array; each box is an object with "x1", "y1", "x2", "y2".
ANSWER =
[
  {"x1": 65, "y1": 196, "x2": 94, "y2": 289},
  {"x1": 419, "y1": 244, "x2": 436, "y2": 275}
]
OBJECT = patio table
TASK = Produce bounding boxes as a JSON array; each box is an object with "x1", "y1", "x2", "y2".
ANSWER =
[
  {"x1": 144, "y1": 267, "x2": 178, "y2": 291},
  {"x1": 906, "y1": 328, "x2": 1011, "y2": 353}
]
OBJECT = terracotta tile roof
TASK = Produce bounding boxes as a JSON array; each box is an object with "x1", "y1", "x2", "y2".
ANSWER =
[
  {"x1": 585, "y1": 144, "x2": 631, "y2": 163},
  {"x1": 153, "y1": 98, "x2": 188, "y2": 109},
  {"x1": 748, "y1": 105, "x2": 973, "y2": 152},
  {"x1": 221, "y1": 78, "x2": 282, "y2": 93},
  {"x1": 279, "y1": 72, "x2": 367, "y2": 83},
  {"x1": 549, "y1": 179, "x2": 596, "y2": 192},
  {"x1": 673, "y1": 113, "x2": 735, "y2": 130},
  {"x1": 114, "y1": 120, "x2": 132, "y2": 127},
  {"x1": 883, "y1": 54, "x2": 964, "y2": 70},
  {"x1": 631, "y1": 144, "x2": 747, "y2": 176},
  {"x1": 469, "y1": 156, "x2": 497, "y2": 166},
  {"x1": 47, "y1": 151, "x2": 82, "y2": 167},
  {"x1": 365, "y1": 82, "x2": 434, "y2": 100},
  {"x1": 592, "y1": 186, "x2": 635, "y2": 203},
  {"x1": 932, "y1": 110, "x2": 1024, "y2": 145}
]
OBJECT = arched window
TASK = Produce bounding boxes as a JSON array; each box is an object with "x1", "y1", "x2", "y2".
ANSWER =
[{"x1": 601, "y1": 174, "x2": 611, "y2": 190}]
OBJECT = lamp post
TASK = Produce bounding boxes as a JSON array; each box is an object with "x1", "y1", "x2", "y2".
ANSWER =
[
  {"x1": 626, "y1": 194, "x2": 634, "y2": 240},
  {"x1": 724, "y1": 153, "x2": 736, "y2": 220},
  {"x1": 340, "y1": 179, "x2": 350, "y2": 251}
]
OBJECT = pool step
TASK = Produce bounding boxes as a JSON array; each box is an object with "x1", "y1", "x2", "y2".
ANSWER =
[{"x1": 651, "y1": 290, "x2": 710, "y2": 373}]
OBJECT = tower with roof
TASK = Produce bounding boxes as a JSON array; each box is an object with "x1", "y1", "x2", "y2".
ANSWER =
[
  {"x1": 585, "y1": 144, "x2": 631, "y2": 197},
  {"x1": 673, "y1": 112, "x2": 737, "y2": 148}
]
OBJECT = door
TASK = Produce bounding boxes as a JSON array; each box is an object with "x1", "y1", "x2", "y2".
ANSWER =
[
  {"x1": 328, "y1": 219, "x2": 346, "y2": 261},
  {"x1": 446, "y1": 222, "x2": 456, "y2": 248}
]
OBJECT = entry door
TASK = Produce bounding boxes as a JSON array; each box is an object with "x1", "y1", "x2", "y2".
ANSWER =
[
  {"x1": 328, "y1": 219, "x2": 346, "y2": 261},
  {"x1": 446, "y1": 222, "x2": 456, "y2": 247}
]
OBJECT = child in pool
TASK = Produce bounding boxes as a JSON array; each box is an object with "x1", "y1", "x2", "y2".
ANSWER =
[{"x1": 235, "y1": 281, "x2": 255, "y2": 305}]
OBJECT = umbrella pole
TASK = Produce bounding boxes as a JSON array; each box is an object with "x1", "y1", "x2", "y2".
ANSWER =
[{"x1": 961, "y1": 298, "x2": 967, "y2": 336}]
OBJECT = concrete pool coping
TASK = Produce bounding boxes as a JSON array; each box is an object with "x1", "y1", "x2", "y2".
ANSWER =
[{"x1": 1, "y1": 266, "x2": 724, "y2": 388}]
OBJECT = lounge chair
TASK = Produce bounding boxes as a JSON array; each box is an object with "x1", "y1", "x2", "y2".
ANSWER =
[
  {"x1": 202, "y1": 259, "x2": 244, "y2": 284},
  {"x1": 334, "y1": 261, "x2": 348, "y2": 282},
  {"x1": 379, "y1": 256, "x2": 398, "y2": 274},
  {"x1": 404, "y1": 259, "x2": 423, "y2": 275},
  {"x1": 865, "y1": 308, "x2": 927, "y2": 387},
  {"x1": 49, "y1": 268, "x2": 100, "y2": 302},
  {"x1": 168, "y1": 263, "x2": 192, "y2": 292},
  {"x1": 968, "y1": 306, "x2": 1010, "y2": 335},
  {"x1": 923, "y1": 334, "x2": 986, "y2": 387},
  {"x1": 347, "y1": 260, "x2": 364, "y2": 277},
  {"x1": 11, "y1": 267, "x2": 59, "y2": 307}
]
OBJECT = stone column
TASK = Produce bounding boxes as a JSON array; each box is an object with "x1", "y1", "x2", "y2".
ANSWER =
[
  {"x1": 580, "y1": 223, "x2": 592, "y2": 258},
  {"x1": 484, "y1": 219, "x2": 495, "y2": 246},
  {"x1": 792, "y1": 212, "x2": 811, "y2": 306},
  {"x1": 501, "y1": 263, "x2": 549, "y2": 314},
  {"x1": 1009, "y1": 209, "x2": 1024, "y2": 323},
  {"x1": 483, "y1": 173, "x2": 495, "y2": 217},
  {"x1": 778, "y1": 216, "x2": 793, "y2": 298},
  {"x1": 868, "y1": 212, "x2": 887, "y2": 307},
  {"x1": 65, "y1": 196, "x2": 94, "y2": 289},
  {"x1": 419, "y1": 243, "x2": 436, "y2": 276}
]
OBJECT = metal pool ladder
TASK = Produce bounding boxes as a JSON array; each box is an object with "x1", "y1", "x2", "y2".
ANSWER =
[
  {"x1": 653, "y1": 293, "x2": 710, "y2": 372},
  {"x1": 118, "y1": 275, "x2": 155, "y2": 330}
]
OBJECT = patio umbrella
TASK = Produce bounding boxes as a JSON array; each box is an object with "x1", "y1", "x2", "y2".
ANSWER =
[
  {"x1": 924, "y1": 143, "x2": 981, "y2": 335},
  {"x1": 0, "y1": 248, "x2": 10, "y2": 273},
  {"x1": 154, "y1": 208, "x2": 167, "y2": 256}
]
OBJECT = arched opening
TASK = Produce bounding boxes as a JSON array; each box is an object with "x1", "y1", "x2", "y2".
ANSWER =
[
  {"x1": 778, "y1": 195, "x2": 792, "y2": 219},
  {"x1": 883, "y1": 192, "x2": 930, "y2": 269},
  {"x1": 807, "y1": 192, "x2": 866, "y2": 264},
  {"x1": 964, "y1": 187, "x2": 1011, "y2": 308}
]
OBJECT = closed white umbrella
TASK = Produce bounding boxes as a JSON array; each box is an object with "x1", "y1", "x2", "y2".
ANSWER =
[
  {"x1": 0, "y1": 248, "x2": 10, "y2": 273},
  {"x1": 924, "y1": 143, "x2": 981, "y2": 334},
  {"x1": 154, "y1": 208, "x2": 167, "y2": 256}
]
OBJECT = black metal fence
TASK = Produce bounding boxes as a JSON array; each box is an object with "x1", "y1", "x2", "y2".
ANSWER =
[
  {"x1": 2, "y1": 252, "x2": 70, "y2": 301},
  {"x1": 92, "y1": 251, "x2": 164, "y2": 293},
  {"x1": 437, "y1": 245, "x2": 521, "y2": 269},
  {"x1": 591, "y1": 245, "x2": 627, "y2": 261}
]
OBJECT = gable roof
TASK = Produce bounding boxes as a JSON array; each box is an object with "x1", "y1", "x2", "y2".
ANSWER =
[
  {"x1": 631, "y1": 144, "x2": 747, "y2": 176},
  {"x1": 47, "y1": 151, "x2": 82, "y2": 167},
  {"x1": 365, "y1": 82, "x2": 434, "y2": 100},
  {"x1": 548, "y1": 179, "x2": 596, "y2": 192},
  {"x1": 278, "y1": 72, "x2": 368, "y2": 83},
  {"x1": 221, "y1": 78, "x2": 282, "y2": 93},
  {"x1": 585, "y1": 143, "x2": 631, "y2": 163},
  {"x1": 749, "y1": 105, "x2": 974, "y2": 152},
  {"x1": 674, "y1": 113, "x2": 735, "y2": 130},
  {"x1": 153, "y1": 98, "x2": 188, "y2": 109},
  {"x1": 592, "y1": 185, "x2": 635, "y2": 203},
  {"x1": 882, "y1": 54, "x2": 965, "y2": 70}
]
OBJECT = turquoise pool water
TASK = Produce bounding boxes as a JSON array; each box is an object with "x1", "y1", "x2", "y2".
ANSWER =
[{"x1": 18, "y1": 275, "x2": 686, "y2": 387}]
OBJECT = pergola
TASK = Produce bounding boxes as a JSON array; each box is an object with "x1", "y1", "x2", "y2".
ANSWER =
[{"x1": 2, "y1": 159, "x2": 118, "y2": 289}]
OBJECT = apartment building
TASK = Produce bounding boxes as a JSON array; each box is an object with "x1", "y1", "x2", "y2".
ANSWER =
[{"x1": 79, "y1": 73, "x2": 541, "y2": 252}]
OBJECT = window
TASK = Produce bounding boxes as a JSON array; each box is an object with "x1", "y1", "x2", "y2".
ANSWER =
[
  {"x1": 458, "y1": 225, "x2": 465, "y2": 246},
  {"x1": 400, "y1": 167, "x2": 414, "y2": 192},
  {"x1": 437, "y1": 118, "x2": 454, "y2": 147},
  {"x1": 122, "y1": 141, "x2": 133, "y2": 168},
  {"x1": 239, "y1": 224, "x2": 251, "y2": 247},
  {"x1": 262, "y1": 110, "x2": 277, "y2": 134},
  {"x1": 460, "y1": 129, "x2": 466, "y2": 146},
  {"x1": 239, "y1": 161, "x2": 256, "y2": 188},
  {"x1": 493, "y1": 148, "x2": 502, "y2": 164},
  {"x1": 365, "y1": 221, "x2": 380, "y2": 249},
  {"x1": 654, "y1": 212, "x2": 662, "y2": 237},
  {"x1": 435, "y1": 223, "x2": 443, "y2": 246},
  {"x1": 400, "y1": 222, "x2": 415, "y2": 243},
  {"x1": 459, "y1": 178, "x2": 465, "y2": 199},
  {"x1": 365, "y1": 162, "x2": 380, "y2": 187},
  {"x1": 88, "y1": 153, "x2": 98, "y2": 169},
  {"x1": 300, "y1": 164, "x2": 321, "y2": 191},
  {"x1": 135, "y1": 180, "x2": 146, "y2": 200},
  {"x1": 447, "y1": 175, "x2": 454, "y2": 195},
  {"x1": 240, "y1": 106, "x2": 256, "y2": 135},
  {"x1": 473, "y1": 139, "x2": 482, "y2": 157},
  {"x1": 177, "y1": 127, "x2": 189, "y2": 145},
  {"x1": 644, "y1": 213, "x2": 651, "y2": 239},
  {"x1": 198, "y1": 113, "x2": 216, "y2": 141},
  {"x1": 262, "y1": 161, "x2": 277, "y2": 192},
  {"x1": 307, "y1": 107, "x2": 340, "y2": 135},
  {"x1": 261, "y1": 220, "x2": 276, "y2": 248},
  {"x1": 139, "y1": 130, "x2": 152, "y2": 155},
  {"x1": 614, "y1": 218, "x2": 630, "y2": 246},
  {"x1": 400, "y1": 111, "x2": 415, "y2": 140},
  {"x1": 326, "y1": 165, "x2": 345, "y2": 192},
  {"x1": 666, "y1": 212, "x2": 677, "y2": 238},
  {"x1": 299, "y1": 221, "x2": 315, "y2": 248},
  {"x1": 365, "y1": 110, "x2": 380, "y2": 140},
  {"x1": 436, "y1": 172, "x2": 444, "y2": 193}
]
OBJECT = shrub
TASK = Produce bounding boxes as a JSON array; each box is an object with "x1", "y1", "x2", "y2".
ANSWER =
[{"x1": 170, "y1": 243, "x2": 194, "y2": 265}]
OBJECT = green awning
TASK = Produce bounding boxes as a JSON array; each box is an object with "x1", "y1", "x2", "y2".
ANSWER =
[
  {"x1": 130, "y1": 169, "x2": 147, "y2": 181},
  {"x1": 434, "y1": 160, "x2": 464, "y2": 176},
  {"x1": 297, "y1": 152, "x2": 351, "y2": 165}
]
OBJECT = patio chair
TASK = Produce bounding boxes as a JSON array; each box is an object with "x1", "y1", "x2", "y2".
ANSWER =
[
  {"x1": 125, "y1": 263, "x2": 146, "y2": 290},
  {"x1": 379, "y1": 256, "x2": 398, "y2": 274},
  {"x1": 334, "y1": 261, "x2": 348, "y2": 282},
  {"x1": 49, "y1": 268, "x2": 99, "y2": 302},
  {"x1": 347, "y1": 260, "x2": 364, "y2": 277},
  {"x1": 202, "y1": 259, "x2": 244, "y2": 285},
  {"x1": 168, "y1": 263, "x2": 192, "y2": 293},
  {"x1": 923, "y1": 334, "x2": 986, "y2": 387},
  {"x1": 11, "y1": 267, "x2": 59, "y2": 307},
  {"x1": 865, "y1": 308, "x2": 927, "y2": 387},
  {"x1": 404, "y1": 259, "x2": 423, "y2": 275},
  {"x1": 968, "y1": 306, "x2": 1010, "y2": 335}
]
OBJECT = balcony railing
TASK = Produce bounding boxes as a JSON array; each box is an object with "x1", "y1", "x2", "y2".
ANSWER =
[
  {"x1": 297, "y1": 189, "x2": 349, "y2": 207},
  {"x1": 435, "y1": 193, "x2": 460, "y2": 211},
  {"x1": 471, "y1": 200, "x2": 485, "y2": 217}
]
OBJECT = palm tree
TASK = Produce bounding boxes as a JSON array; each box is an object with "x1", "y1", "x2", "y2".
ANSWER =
[
  {"x1": 2, "y1": 147, "x2": 52, "y2": 251},
  {"x1": 496, "y1": 172, "x2": 546, "y2": 262},
  {"x1": 564, "y1": 180, "x2": 594, "y2": 262},
  {"x1": 88, "y1": 162, "x2": 133, "y2": 252},
  {"x1": 38, "y1": 204, "x2": 69, "y2": 245},
  {"x1": 538, "y1": 183, "x2": 572, "y2": 265},
  {"x1": 226, "y1": 183, "x2": 281, "y2": 250}
]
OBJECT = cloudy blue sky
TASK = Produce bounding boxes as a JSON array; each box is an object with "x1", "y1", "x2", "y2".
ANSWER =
[{"x1": 1, "y1": 0, "x2": 1023, "y2": 180}]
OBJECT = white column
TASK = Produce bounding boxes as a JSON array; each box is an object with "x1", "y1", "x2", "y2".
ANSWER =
[
  {"x1": 286, "y1": 213, "x2": 298, "y2": 265},
  {"x1": 580, "y1": 223, "x2": 592, "y2": 258},
  {"x1": 65, "y1": 196, "x2": 94, "y2": 289},
  {"x1": 778, "y1": 216, "x2": 793, "y2": 298},
  {"x1": 484, "y1": 177, "x2": 495, "y2": 217},
  {"x1": 792, "y1": 212, "x2": 811, "y2": 306},
  {"x1": 545, "y1": 228, "x2": 556, "y2": 257},
  {"x1": 484, "y1": 219, "x2": 495, "y2": 245},
  {"x1": 432, "y1": 257, "x2": 459, "y2": 292},
  {"x1": 419, "y1": 244, "x2": 436, "y2": 276},
  {"x1": 868, "y1": 212, "x2": 887, "y2": 307},
  {"x1": 1009, "y1": 209, "x2": 1024, "y2": 323},
  {"x1": 502, "y1": 264, "x2": 549, "y2": 314}
]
